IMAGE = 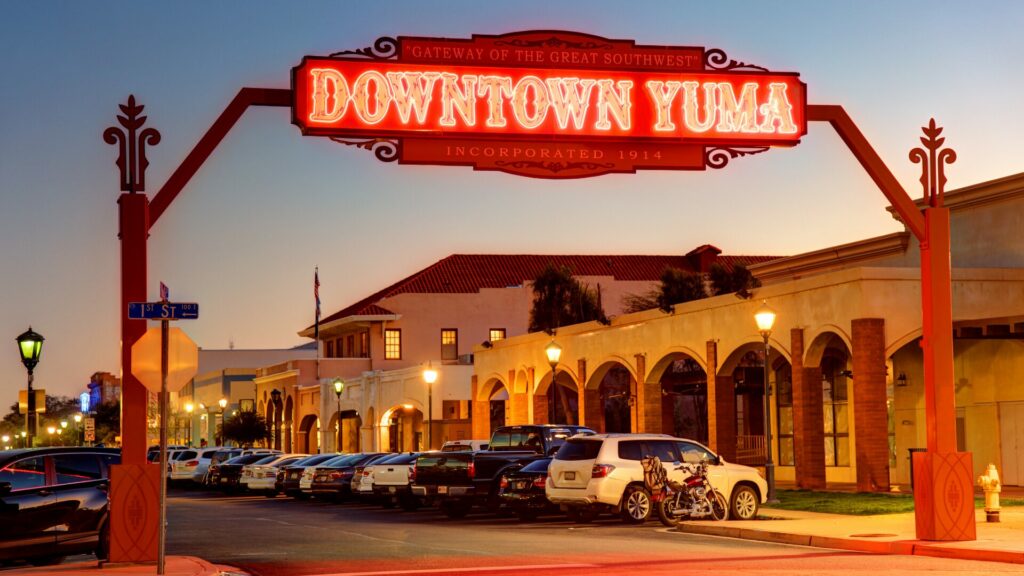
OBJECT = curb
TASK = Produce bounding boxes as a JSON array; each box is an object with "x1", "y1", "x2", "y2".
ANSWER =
[{"x1": 675, "y1": 523, "x2": 1024, "y2": 564}]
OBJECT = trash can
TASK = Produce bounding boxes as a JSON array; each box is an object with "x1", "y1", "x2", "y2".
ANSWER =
[{"x1": 908, "y1": 448, "x2": 926, "y2": 491}]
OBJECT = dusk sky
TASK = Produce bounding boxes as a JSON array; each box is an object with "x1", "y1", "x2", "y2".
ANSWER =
[{"x1": 2, "y1": 1, "x2": 1023, "y2": 399}]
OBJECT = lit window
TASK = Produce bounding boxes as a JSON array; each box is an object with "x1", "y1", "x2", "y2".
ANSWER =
[
  {"x1": 775, "y1": 365, "x2": 794, "y2": 466},
  {"x1": 359, "y1": 332, "x2": 369, "y2": 358},
  {"x1": 347, "y1": 335, "x2": 355, "y2": 358},
  {"x1": 441, "y1": 329, "x2": 458, "y2": 361},
  {"x1": 489, "y1": 328, "x2": 506, "y2": 342},
  {"x1": 822, "y1": 351, "x2": 850, "y2": 467},
  {"x1": 385, "y1": 329, "x2": 402, "y2": 360}
]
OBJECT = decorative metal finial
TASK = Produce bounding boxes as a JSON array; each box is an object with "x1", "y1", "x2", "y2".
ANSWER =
[
  {"x1": 909, "y1": 118, "x2": 956, "y2": 208},
  {"x1": 103, "y1": 95, "x2": 161, "y2": 193}
]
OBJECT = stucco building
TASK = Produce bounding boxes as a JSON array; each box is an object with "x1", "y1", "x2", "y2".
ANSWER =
[
  {"x1": 290, "y1": 250, "x2": 769, "y2": 454},
  {"x1": 472, "y1": 172, "x2": 1024, "y2": 490}
]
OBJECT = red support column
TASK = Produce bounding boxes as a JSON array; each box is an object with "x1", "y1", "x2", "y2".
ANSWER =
[
  {"x1": 792, "y1": 328, "x2": 826, "y2": 489},
  {"x1": 851, "y1": 319, "x2": 891, "y2": 492}
]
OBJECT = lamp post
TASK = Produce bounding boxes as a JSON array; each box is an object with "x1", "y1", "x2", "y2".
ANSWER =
[
  {"x1": 60, "y1": 420, "x2": 68, "y2": 446},
  {"x1": 74, "y1": 413, "x2": 83, "y2": 446},
  {"x1": 422, "y1": 364, "x2": 438, "y2": 450},
  {"x1": 218, "y1": 398, "x2": 227, "y2": 445},
  {"x1": 46, "y1": 426, "x2": 56, "y2": 447},
  {"x1": 16, "y1": 328, "x2": 44, "y2": 447},
  {"x1": 184, "y1": 403, "x2": 194, "y2": 447},
  {"x1": 2, "y1": 435, "x2": 9, "y2": 449},
  {"x1": 332, "y1": 379, "x2": 345, "y2": 452},
  {"x1": 545, "y1": 340, "x2": 562, "y2": 423},
  {"x1": 270, "y1": 389, "x2": 281, "y2": 451},
  {"x1": 754, "y1": 301, "x2": 779, "y2": 503}
]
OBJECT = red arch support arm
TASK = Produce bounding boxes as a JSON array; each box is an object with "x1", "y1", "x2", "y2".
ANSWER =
[
  {"x1": 807, "y1": 105, "x2": 926, "y2": 241},
  {"x1": 148, "y1": 87, "x2": 292, "y2": 228}
]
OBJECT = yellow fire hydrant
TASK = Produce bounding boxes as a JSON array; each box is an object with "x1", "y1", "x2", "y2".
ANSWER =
[{"x1": 977, "y1": 464, "x2": 1001, "y2": 523}]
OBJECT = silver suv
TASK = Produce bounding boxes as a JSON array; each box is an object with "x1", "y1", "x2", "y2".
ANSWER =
[{"x1": 546, "y1": 433, "x2": 767, "y2": 522}]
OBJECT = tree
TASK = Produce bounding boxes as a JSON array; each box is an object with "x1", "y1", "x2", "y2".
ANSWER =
[
  {"x1": 709, "y1": 263, "x2": 761, "y2": 297},
  {"x1": 219, "y1": 411, "x2": 270, "y2": 448},
  {"x1": 528, "y1": 264, "x2": 607, "y2": 333},
  {"x1": 93, "y1": 401, "x2": 121, "y2": 446},
  {"x1": 1, "y1": 395, "x2": 86, "y2": 441},
  {"x1": 622, "y1": 266, "x2": 707, "y2": 313}
]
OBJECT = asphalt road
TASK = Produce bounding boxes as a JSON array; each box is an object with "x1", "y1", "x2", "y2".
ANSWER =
[{"x1": 167, "y1": 490, "x2": 1024, "y2": 576}]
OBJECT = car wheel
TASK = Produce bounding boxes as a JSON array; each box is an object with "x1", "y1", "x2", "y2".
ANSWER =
[
  {"x1": 730, "y1": 485, "x2": 759, "y2": 520},
  {"x1": 96, "y1": 521, "x2": 110, "y2": 560},
  {"x1": 620, "y1": 485, "x2": 653, "y2": 524}
]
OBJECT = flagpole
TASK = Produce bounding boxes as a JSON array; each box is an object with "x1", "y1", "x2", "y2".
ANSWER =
[{"x1": 315, "y1": 266, "x2": 320, "y2": 382}]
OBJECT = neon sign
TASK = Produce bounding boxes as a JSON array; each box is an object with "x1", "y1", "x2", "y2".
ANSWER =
[{"x1": 292, "y1": 31, "x2": 807, "y2": 178}]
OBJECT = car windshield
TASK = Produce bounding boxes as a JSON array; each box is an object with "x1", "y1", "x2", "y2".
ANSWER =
[
  {"x1": 555, "y1": 439, "x2": 603, "y2": 461},
  {"x1": 520, "y1": 458, "x2": 552, "y2": 473}
]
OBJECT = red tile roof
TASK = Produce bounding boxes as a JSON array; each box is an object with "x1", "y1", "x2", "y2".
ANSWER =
[{"x1": 313, "y1": 250, "x2": 778, "y2": 328}]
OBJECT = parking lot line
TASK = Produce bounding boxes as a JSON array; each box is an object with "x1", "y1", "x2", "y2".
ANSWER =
[{"x1": 311, "y1": 563, "x2": 598, "y2": 576}]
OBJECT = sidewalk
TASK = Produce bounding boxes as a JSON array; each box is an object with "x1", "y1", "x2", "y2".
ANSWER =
[
  {"x1": 677, "y1": 506, "x2": 1024, "y2": 564},
  {"x1": 2, "y1": 556, "x2": 245, "y2": 576}
]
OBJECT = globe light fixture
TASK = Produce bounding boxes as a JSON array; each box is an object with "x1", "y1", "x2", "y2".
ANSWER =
[
  {"x1": 60, "y1": 420, "x2": 68, "y2": 429},
  {"x1": 74, "y1": 414, "x2": 82, "y2": 423},
  {"x1": 15, "y1": 327, "x2": 44, "y2": 447},
  {"x1": 218, "y1": 398, "x2": 227, "y2": 410},
  {"x1": 47, "y1": 426, "x2": 56, "y2": 435},
  {"x1": 422, "y1": 364, "x2": 438, "y2": 449},
  {"x1": 544, "y1": 339, "x2": 562, "y2": 370},
  {"x1": 332, "y1": 379, "x2": 345, "y2": 452},
  {"x1": 754, "y1": 301, "x2": 777, "y2": 336}
]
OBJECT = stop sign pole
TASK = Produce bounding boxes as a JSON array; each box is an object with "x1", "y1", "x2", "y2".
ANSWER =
[{"x1": 128, "y1": 286, "x2": 198, "y2": 576}]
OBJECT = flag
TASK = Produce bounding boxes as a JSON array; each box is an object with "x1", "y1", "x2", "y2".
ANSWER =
[
  {"x1": 314, "y1": 267, "x2": 320, "y2": 341},
  {"x1": 160, "y1": 282, "x2": 169, "y2": 301}
]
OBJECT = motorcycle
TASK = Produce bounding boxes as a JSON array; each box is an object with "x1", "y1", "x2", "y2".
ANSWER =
[{"x1": 641, "y1": 455, "x2": 728, "y2": 526}]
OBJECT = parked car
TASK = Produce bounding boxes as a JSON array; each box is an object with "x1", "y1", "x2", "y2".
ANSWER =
[
  {"x1": 213, "y1": 453, "x2": 281, "y2": 492},
  {"x1": 204, "y1": 448, "x2": 279, "y2": 486},
  {"x1": 357, "y1": 452, "x2": 421, "y2": 509},
  {"x1": 240, "y1": 454, "x2": 306, "y2": 496},
  {"x1": 278, "y1": 454, "x2": 339, "y2": 499},
  {"x1": 0, "y1": 447, "x2": 120, "y2": 565},
  {"x1": 413, "y1": 424, "x2": 594, "y2": 518},
  {"x1": 169, "y1": 447, "x2": 224, "y2": 485},
  {"x1": 310, "y1": 453, "x2": 386, "y2": 501},
  {"x1": 441, "y1": 440, "x2": 489, "y2": 452},
  {"x1": 545, "y1": 433, "x2": 767, "y2": 523},
  {"x1": 498, "y1": 457, "x2": 558, "y2": 521}
]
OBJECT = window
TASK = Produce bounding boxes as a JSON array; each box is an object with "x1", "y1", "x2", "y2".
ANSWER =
[
  {"x1": 55, "y1": 454, "x2": 102, "y2": 484},
  {"x1": 645, "y1": 441, "x2": 680, "y2": 463},
  {"x1": 347, "y1": 335, "x2": 355, "y2": 358},
  {"x1": 822, "y1": 352, "x2": 850, "y2": 467},
  {"x1": 325, "y1": 340, "x2": 334, "y2": 358},
  {"x1": 384, "y1": 329, "x2": 401, "y2": 360},
  {"x1": 0, "y1": 457, "x2": 47, "y2": 490},
  {"x1": 775, "y1": 365, "x2": 794, "y2": 466},
  {"x1": 676, "y1": 441, "x2": 715, "y2": 463},
  {"x1": 441, "y1": 329, "x2": 458, "y2": 361},
  {"x1": 359, "y1": 332, "x2": 370, "y2": 357},
  {"x1": 554, "y1": 439, "x2": 603, "y2": 461},
  {"x1": 489, "y1": 328, "x2": 506, "y2": 342},
  {"x1": 618, "y1": 440, "x2": 644, "y2": 461}
]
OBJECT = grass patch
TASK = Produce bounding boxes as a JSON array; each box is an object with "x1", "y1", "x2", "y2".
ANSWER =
[{"x1": 765, "y1": 490, "x2": 1024, "y2": 516}]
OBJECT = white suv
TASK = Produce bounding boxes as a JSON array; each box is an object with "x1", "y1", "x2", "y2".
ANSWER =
[{"x1": 545, "y1": 433, "x2": 767, "y2": 523}]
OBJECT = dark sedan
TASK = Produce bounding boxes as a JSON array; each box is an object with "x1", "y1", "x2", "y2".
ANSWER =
[
  {"x1": 213, "y1": 454, "x2": 278, "y2": 492},
  {"x1": 276, "y1": 453, "x2": 339, "y2": 498},
  {"x1": 310, "y1": 453, "x2": 386, "y2": 501},
  {"x1": 498, "y1": 457, "x2": 557, "y2": 521},
  {"x1": 0, "y1": 447, "x2": 120, "y2": 565}
]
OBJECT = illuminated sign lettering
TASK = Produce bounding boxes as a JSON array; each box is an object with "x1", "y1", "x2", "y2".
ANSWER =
[{"x1": 292, "y1": 31, "x2": 807, "y2": 178}]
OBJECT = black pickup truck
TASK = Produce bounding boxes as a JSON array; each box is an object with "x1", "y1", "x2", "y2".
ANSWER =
[{"x1": 412, "y1": 424, "x2": 594, "y2": 518}]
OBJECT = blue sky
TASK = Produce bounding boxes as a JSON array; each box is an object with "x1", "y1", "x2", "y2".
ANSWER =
[{"x1": 1, "y1": 0, "x2": 1023, "y2": 397}]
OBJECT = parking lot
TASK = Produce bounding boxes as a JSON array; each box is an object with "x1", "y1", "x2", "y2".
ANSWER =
[{"x1": 163, "y1": 488, "x2": 1024, "y2": 576}]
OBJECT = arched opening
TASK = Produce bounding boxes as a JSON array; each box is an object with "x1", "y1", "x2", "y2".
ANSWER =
[
  {"x1": 719, "y1": 343, "x2": 793, "y2": 467},
  {"x1": 587, "y1": 361, "x2": 635, "y2": 434},
  {"x1": 489, "y1": 386, "x2": 509, "y2": 434},
  {"x1": 283, "y1": 395, "x2": 294, "y2": 453},
  {"x1": 533, "y1": 369, "x2": 580, "y2": 425},
  {"x1": 298, "y1": 414, "x2": 319, "y2": 454},
  {"x1": 339, "y1": 410, "x2": 361, "y2": 453},
  {"x1": 380, "y1": 405, "x2": 423, "y2": 452},
  {"x1": 654, "y1": 354, "x2": 707, "y2": 444},
  {"x1": 807, "y1": 332, "x2": 852, "y2": 468}
]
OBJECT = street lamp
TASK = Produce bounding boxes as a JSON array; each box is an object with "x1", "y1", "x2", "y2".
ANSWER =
[
  {"x1": 46, "y1": 426, "x2": 56, "y2": 446},
  {"x1": 270, "y1": 389, "x2": 282, "y2": 451},
  {"x1": 184, "y1": 403, "x2": 194, "y2": 447},
  {"x1": 218, "y1": 398, "x2": 227, "y2": 445},
  {"x1": 2, "y1": 435, "x2": 9, "y2": 448},
  {"x1": 754, "y1": 301, "x2": 778, "y2": 503},
  {"x1": 544, "y1": 340, "x2": 562, "y2": 424},
  {"x1": 333, "y1": 379, "x2": 345, "y2": 452},
  {"x1": 16, "y1": 327, "x2": 44, "y2": 447},
  {"x1": 422, "y1": 364, "x2": 438, "y2": 450},
  {"x1": 74, "y1": 413, "x2": 83, "y2": 446}
]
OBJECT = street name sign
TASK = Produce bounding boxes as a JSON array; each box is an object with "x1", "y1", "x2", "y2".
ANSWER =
[{"x1": 128, "y1": 302, "x2": 199, "y2": 320}]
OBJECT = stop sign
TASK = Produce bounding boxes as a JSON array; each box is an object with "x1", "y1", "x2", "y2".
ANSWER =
[{"x1": 131, "y1": 327, "x2": 199, "y2": 393}]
